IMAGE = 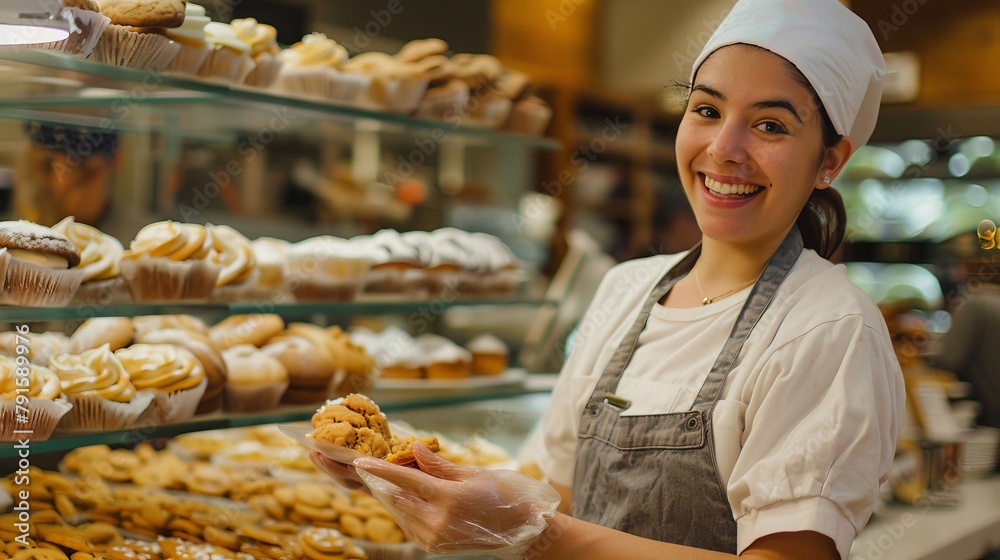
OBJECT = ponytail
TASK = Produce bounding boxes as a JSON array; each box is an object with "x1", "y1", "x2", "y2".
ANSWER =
[{"x1": 796, "y1": 187, "x2": 846, "y2": 260}]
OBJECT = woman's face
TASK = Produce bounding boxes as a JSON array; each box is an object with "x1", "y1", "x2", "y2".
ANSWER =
[{"x1": 676, "y1": 45, "x2": 831, "y2": 251}]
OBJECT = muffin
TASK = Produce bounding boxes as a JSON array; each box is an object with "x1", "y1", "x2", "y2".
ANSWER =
[
  {"x1": 505, "y1": 96, "x2": 553, "y2": 136},
  {"x1": 0, "y1": 220, "x2": 83, "y2": 306},
  {"x1": 274, "y1": 33, "x2": 370, "y2": 102},
  {"x1": 92, "y1": 25, "x2": 181, "y2": 71},
  {"x1": 165, "y1": 2, "x2": 212, "y2": 74},
  {"x1": 261, "y1": 334, "x2": 336, "y2": 405},
  {"x1": 119, "y1": 221, "x2": 221, "y2": 302},
  {"x1": 354, "y1": 230, "x2": 423, "y2": 294},
  {"x1": 116, "y1": 344, "x2": 207, "y2": 423},
  {"x1": 230, "y1": 18, "x2": 284, "y2": 87},
  {"x1": 53, "y1": 216, "x2": 127, "y2": 305},
  {"x1": 344, "y1": 51, "x2": 429, "y2": 114},
  {"x1": 377, "y1": 343, "x2": 425, "y2": 380},
  {"x1": 221, "y1": 344, "x2": 288, "y2": 412},
  {"x1": 199, "y1": 21, "x2": 257, "y2": 83},
  {"x1": 418, "y1": 335, "x2": 471, "y2": 380},
  {"x1": 327, "y1": 327, "x2": 377, "y2": 395},
  {"x1": 65, "y1": 316, "x2": 134, "y2": 354},
  {"x1": 467, "y1": 334, "x2": 509, "y2": 376},
  {"x1": 249, "y1": 237, "x2": 290, "y2": 301},
  {"x1": 286, "y1": 236, "x2": 373, "y2": 301},
  {"x1": 0, "y1": 359, "x2": 72, "y2": 441},
  {"x1": 135, "y1": 328, "x2": 227, "y2": 415},
  {"x1": 50, "y1": 343, "x2": 153, "y2": 430}
]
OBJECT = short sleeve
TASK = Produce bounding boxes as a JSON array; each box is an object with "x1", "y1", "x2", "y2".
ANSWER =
[{"x1": 729, "y1": 315, "x2": 904, "y2": 559}]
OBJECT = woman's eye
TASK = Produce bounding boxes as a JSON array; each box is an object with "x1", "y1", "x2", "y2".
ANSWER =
[
  {"x1": 695, "y1": 106, "x2": 720, "y2": 119},
  {"x1": 756, "y1": 121, "x2": 787, "y2": 134}
]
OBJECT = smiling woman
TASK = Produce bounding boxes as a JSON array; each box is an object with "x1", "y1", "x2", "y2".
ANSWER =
[{"x1": 311, "y1": 1, "x2": 906, "y2": 559}]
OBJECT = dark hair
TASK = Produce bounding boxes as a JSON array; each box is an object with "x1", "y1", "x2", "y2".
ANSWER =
[{"x1": 782, "y1": 58, "x2": 847, "y2": 260}]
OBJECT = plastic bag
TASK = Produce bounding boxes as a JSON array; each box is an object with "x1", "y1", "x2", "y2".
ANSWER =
[{"x1": 353, "y1": 443, "x2": 560, "y2": 557}]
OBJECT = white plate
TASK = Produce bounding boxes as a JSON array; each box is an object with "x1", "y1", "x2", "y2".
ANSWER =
[{"x1": 372, "y1": 368, "x2": 527, "y2": 390}]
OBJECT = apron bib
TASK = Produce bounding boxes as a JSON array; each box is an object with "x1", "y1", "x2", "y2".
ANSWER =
[{"x1": 572, "y1": 227, "x2": 803, "y2": 553}]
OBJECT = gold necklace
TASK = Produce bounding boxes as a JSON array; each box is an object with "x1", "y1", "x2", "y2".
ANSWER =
[{"x1": 693, "y1": 269, "x2": 757, "y2": 305}]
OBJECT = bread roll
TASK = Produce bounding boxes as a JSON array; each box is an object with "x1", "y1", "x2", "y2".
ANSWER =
[
  {"x1": 65, "y1": 317, "x2": 134, "y2": 354},
  {"x1": 209, "y1": 314, "x2": 284, "y2": 350}
]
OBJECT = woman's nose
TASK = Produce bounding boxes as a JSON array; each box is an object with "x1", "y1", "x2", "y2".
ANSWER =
[{"x1": 707, "y1": 120, "x2": 750, "y2": 165}]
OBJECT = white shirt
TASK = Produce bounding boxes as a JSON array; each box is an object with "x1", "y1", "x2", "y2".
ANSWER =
[{"x1": 533, "y1": 249, "x2": 904, "y2": 559}]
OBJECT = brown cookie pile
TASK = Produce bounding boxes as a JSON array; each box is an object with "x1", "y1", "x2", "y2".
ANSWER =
[{"x1": 310, "y1": 394, "x2": 439, "y2": 465}]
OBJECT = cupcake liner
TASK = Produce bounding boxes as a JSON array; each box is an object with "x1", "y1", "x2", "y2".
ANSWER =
[
  {"x1": 166, "y1": 42, "x2": 212, "y2": 74},
  {"x1": 137, "y1": 376, "x2": 208, "y2": 425},
  {"x1": 71, "y1": 276, "x2": 129, "y2": 305},
  {"x1": 359, "y1": 76, "x2": 430, "y2": 114},
  {"x1": 0, "y1": 397, "x2": 72, "y2": 442},
  {"x1": 223, "y1": 380, "x2": 288, "y2": 413},
  {"x1": 198, "y1": 45, "x2": 256, "y2": 83},
  {"x1": 57, "y1": 390, "x2": 155, "y2": 432},
  {"x1": 416, "y1": 88, "x2": 471, "y2": 121},
  {"x1": 0, "y1": 249, "x2": 83, "y2": 307},
  {"x1": 119, "y1": 256, "x2": 222, "y2": 302},
  {"x1": 273, "y1": 67, "x2": 371, "y2": 103},
  {"x1": 468, "y1": 97, "x2": 513, "y2": 129},
  {"x1": 244, "y1": 52, "x2": 284, "y2": 87},
  {"x1": 92, "y1": 25, "x2": 181, "y2": 71},
  {"x1": 22, "y1": 9, "x2": 111, "y2": 57}
]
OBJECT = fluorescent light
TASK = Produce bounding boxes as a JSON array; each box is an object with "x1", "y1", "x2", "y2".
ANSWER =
[{"x1": 0, "y1": 0, "x2": 70, "y2": 46}]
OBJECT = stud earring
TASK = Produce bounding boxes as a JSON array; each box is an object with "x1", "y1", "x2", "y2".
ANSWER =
[{"x1": 822, "y1": 176, "x2": 832, "y2": 184}]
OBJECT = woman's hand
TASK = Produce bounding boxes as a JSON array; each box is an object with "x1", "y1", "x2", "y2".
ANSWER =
[
  {"x1": 308, "y1": 450, "x2": 368, "y2": 492},
  {"x1": 352, "y1": 442, "x2": 561, "y2": 555}
]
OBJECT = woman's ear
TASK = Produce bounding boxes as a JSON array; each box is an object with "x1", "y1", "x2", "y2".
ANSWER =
[{"x1": 817, "y1": 136, "x2": 854, "y2": 189}]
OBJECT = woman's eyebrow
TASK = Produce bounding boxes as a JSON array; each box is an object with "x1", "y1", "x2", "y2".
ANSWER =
[
  {"x1": 692, "y1": 84, "x2": 725, "y2": 100},
  {"x1": 751, "y1": 100, "x2": 803, "y2": 124}
]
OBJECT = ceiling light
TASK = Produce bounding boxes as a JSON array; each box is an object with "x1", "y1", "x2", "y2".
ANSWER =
[{"x1": 0, "y1": 0, "x2": 70, "y2": 46}]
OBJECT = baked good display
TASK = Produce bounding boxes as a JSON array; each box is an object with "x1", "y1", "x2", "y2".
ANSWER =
[
  {"x1": 52, "y1": 216, "x2": 127, "y2": 305},
  {"x1": 274, "y1": 33, "x2": 370, "y2": 103},
  {"x1": 209, "y1": 313, "x2": 285, "y2": 350},
  {"x1": 231, "y1": 18, "x2": 284, "y2": 87},
  {"x1": 467, "y1": 333, "x2": 510, "y2": 376},
  {"x1": 199, "y1": 21, "x2": 257, "y2": 83},
  {"x1": 310, "y1": 393, "x2": 440, "y2": 465},
  {"x1": 286, "y1": 236, "x2": 373, "y2": 301},
  {"x1": 221, "y1": 344, "x2": 289, "y2": 412},
  {"x1": 64, "y1": 316, "x2": 134, "y2": 354},
  {"x1": 115, "y1": 344, "x2": 208, "y2": 423},
  {"x1": 165, "y1": 2, "x2": 213, "y2": 74},
  {"x1": 119, "y1": 221, "x2": 221, "y2": 302},
  {"x1": 0, "y1": 220, "x2": 83, "y2": 306},
  {"x1": 49, "y1": 343, "x2": 154, "y2": 430},
  {"x1": 0, "y1": 359, "x2": 72, "y2": 441}
]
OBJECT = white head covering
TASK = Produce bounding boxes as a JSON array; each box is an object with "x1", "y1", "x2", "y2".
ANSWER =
[{"x1": 691, "y1": 0, "x2": 886, "y2": 148}]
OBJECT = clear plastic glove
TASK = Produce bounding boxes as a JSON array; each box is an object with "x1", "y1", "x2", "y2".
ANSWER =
[
  {"x1": 309, "y1": 450, "x2": 368, "y2": 492},
  {"x1": 353, "y1": 442, "x2": 561, "y2": 556}
]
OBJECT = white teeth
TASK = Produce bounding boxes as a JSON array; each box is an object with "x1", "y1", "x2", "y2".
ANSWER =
[{"x1": 704, "y1": 176, "x2": 762, "y2": 196}]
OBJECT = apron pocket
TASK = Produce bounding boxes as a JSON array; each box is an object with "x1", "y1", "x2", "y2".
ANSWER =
[{"x1": 579, "y1": 406, "x2": 705, "y2": 450}]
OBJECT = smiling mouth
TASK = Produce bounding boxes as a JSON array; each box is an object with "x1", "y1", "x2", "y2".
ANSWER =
[{"x1": 703, "y1": 174, "x2": 765, "y2": 196}]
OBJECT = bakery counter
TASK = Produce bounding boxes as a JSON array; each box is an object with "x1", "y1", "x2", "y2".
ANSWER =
[{"x1": 850, "y1": 475, "x2": 1000, "y2": 560}]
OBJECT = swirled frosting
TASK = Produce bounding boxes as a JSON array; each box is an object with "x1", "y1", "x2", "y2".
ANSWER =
[
  {"x1": 50, "y1": 344, "x2": 135, "y2": 403},
  {"x1": 230, "y1": 18, "x2": 280, "y2": 58},
  {"x1": 204, "y1": 22, "x2": 252, "y2": 54},
  {"x1": 207, "y1": 224, "x2": 254, "y2": 286},
  {"x1": 52, "y1": 216, "x2": 124, "y2": 281},
  {"x1": 278, "y1": 33, "x2": 349, "y2": 68},
  {"x1": 123, "y1": 221, "x2": 214, "y2": 261},
  {"x1": 0, "y1": 358, "x2": 62, "y2": 400},
  {"x1": 115, "y1": 344, "x2": 206, "y2": 393},
  {"x1": 165, "y1": 3, "x2": 210, "y2": 45}
]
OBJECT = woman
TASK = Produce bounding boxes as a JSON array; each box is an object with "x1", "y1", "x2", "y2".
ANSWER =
[{"x1": 313, "y1": 0, "x2": 905, "y2": 558}]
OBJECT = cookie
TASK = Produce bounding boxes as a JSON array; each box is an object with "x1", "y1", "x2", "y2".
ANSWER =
[
  {"x1": 0, "y1": 221, "x2": 80, "y2": 268},
  {"x1": 63, "y1": 0, "x2": 101, "y2": 11},
  {"x1": 385, "y1": 436, "x2": 440, "y2": 466},
  {"x1": 95, "y1": 0, "x2": 185, "y2": 28}
]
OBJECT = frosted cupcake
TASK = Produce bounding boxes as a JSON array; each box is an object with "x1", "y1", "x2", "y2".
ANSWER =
[
  {"x1": 286, "y1": 236, "x2": 372, "y2": 301},
  {"x1": 50, "y1": 344, "x2": 153, "y2": 431},
  {"x1": 0, "y1": 332, "x2": 69, "y2": 367},
  {"x1": 274, "y1": 33, "x2": 370, "y2": 102},
  {"x1": 165, "y1": 3, "x2": 212, "y2": 74},
  {"x1": 0, "y1": 359, "x2": 72, "y2": 441},
  {"x1": 199, "y1": 22, "x2": 257, "y2": 83},
  {"x1": 344, "y1": 51, "x2": 429, "y2": 114},
  {"x1": 221, "y1": 344, "x2": 288, "y2": 412},
  {"x1": 0, "y1": 220, "x2": 83, "y2": 306},
  {"x1": 115, "y1": 344, "x2": 207, "y2": 424},
  {"x1": 425, "y1": 342, "x2": 472, "y2": 380},
  {"x1": 250, "y1": 237, "x2": 290, "y2": 302},
  {"x1": 505, "y1": 96, "x2": 553, "y2": 136},
  {"x1": 467, "y1": 334, "x2": 509, "y2": 376},
  {"x1": 53, "y1": 216, "x2": 127, "y2": 305},
  {"x1": 230, "y1": 18, "x2": 283, "y2": 87},
  {"x1": 119, "y1": 221, "x2": 221, "y2": 302},
  {"x1": 207, "y1": 224, "x2": 258, "y2": 301},
  {"x1": 354, "y1": 229, "x2": 423, "y2": 294}
]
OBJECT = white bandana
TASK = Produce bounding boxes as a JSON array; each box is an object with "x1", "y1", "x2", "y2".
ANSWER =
[{"x1": 691, "y1": 0, "x2": 886, "y2": 148}]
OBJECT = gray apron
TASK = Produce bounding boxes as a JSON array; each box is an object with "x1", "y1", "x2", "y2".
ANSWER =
[{"x1": 572, "y1": 226, "x2": 803, "y2": 553}]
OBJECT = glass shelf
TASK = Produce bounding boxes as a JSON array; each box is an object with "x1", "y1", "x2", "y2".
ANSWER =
[
  {"x1": 0, "y1": 49, "x2": 560, "y2": 150},
  {"x1": 1, "y1": 386, "x2": 552, "y2": 458},
  {"x1": 0, "y1": 297, "x2": 556, "y2": 323}
]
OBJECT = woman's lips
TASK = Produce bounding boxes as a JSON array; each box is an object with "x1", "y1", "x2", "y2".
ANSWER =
[{"x1": 700, "y1": 173, "x2": 764, "y2": 208}]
